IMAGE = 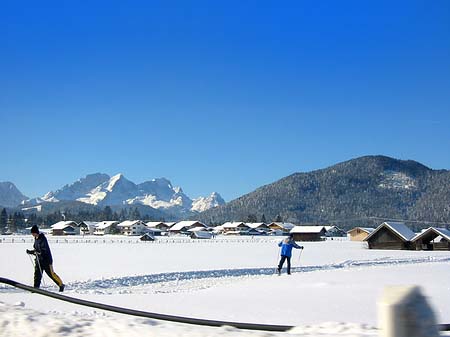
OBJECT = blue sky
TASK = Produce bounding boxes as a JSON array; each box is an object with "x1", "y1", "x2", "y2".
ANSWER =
[{"x1": 1, "y1": 0, "x2": 449, "y2": 201}]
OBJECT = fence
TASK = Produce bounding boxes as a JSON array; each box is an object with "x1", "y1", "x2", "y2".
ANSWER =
[{"x1": 0, "y1": 235, "x2": 279, "y2": 245}]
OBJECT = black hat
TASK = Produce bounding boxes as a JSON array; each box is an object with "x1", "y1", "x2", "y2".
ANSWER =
[{"x1": 30, "y1": 225, "x2": 39, "y2": 234}]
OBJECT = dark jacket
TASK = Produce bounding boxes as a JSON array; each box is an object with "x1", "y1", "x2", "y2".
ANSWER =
[{"x1": 33, "y1": 233, "x2": 53, "y2": 265}]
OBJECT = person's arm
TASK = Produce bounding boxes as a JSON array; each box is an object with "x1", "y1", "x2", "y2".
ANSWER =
[
  {"x1": 37, "y1": 237, "x2": 51, "y2": 260},
  {"x1": 293, "y1": 242, "x2": 303, "y2": 249}
]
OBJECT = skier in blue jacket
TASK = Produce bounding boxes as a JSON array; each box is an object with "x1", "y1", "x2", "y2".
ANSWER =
[{"x1": 277, "y1": 234, "x2": 303, "y2": 275}]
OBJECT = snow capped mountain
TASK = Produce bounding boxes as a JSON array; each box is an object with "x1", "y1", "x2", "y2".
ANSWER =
[
  {"x1": 42, "y1": 173, "x2": 110, "y2": 202},
  {"x1": 191, "y1": 192, "x2": 225, "y2": 212},
  {"x1": 78, "y1": 174, "x2": 140, "y2": 206},
  {"x1": 0, "y1": 182, "x2": 28, "y2": 207},
  {"x1": 23, "y1": 173, "x2": 225, "y2": 217}
]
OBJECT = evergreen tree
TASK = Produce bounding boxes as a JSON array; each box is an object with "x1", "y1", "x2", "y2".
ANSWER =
[
  {"x1": 275, "y1": 214, "x2": 283, "y2": 222},
  {"x1": 28, "y1": 213, "x2": 38, "y2": 227},
  {"x1": 8, "y1": 214, "x2": 15, "y2": 233},
  {"x1": 103, "y1": 206, "x2": 113, "y2": 221},
  {"x1": 131, "y1": 207, "x2": 141, "y2": 220},
  {"x1": 261, "y1": 214, "x2": 267, "y2": 223},
  {"x1": 0, "y1": 208, "x2": 7, "y2": 229},
  {"x1": 119, "y1": 208, "x2": 128, "y2": 221},
  {"x1": 246, "y1": 214, "x2": 258, "y2": 223}
]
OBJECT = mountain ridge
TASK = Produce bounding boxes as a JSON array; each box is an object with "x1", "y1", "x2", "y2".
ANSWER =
[
  {"x1": 195, "y1": 155, "x2": 450, "y2": 229},
  {"x1": 12, "y1": 174, "x2": 225, "y2": 219}
]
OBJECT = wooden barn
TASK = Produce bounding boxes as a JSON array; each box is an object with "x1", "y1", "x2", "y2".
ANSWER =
[
  {"x1": 347, "y1": 227, "x2": 375, "y2": 241},
  {"x1": 290, "y1": 226, "x2": 326, "y2": 241},
  {"x1": 364, "y1": 222, "x2": 416, "y2": 250},
  {"x1": 412, "y1": 227, "x2": 450, "y2": 251}
]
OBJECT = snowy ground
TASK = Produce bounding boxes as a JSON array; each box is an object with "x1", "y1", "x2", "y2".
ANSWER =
[{"x1": 1, "y1": 235, "x2": 450, "y2": 336}]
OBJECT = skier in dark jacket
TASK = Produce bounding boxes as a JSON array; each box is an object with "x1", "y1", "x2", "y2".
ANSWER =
[
  {"x1": 277, "y1": 234, "x2": 303, "y2": 275},
  {"x1": 26, "y1": 225, "x2": 65, "y2": 292}
]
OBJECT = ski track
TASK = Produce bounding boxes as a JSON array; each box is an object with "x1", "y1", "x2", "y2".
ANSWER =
[{"x1": 2, "y1": 255, "x2": 450, "y2": 295}]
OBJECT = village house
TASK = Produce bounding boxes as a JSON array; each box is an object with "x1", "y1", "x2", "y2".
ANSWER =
[
  {"x1": 79, "y1": 221, "x2": 98, "y2": 235},
  {"x1": 412, "y1": 227, "x2": 450, "y2": 251},
  {"x1": 145, "y1": 221, "x2": 170, "y2": 236},
  {"x1": 324, "y1": 225, "x2": 346, "y2": 237},
  {"x1": 347, "y1": 227, "x2": 375, "y2": 241},
  {"x1": 212, "y1": 224, "x2": 225, "y2": 234},
  {"x1": 268, "y1": 222, "x2": 295, "y2": 235},
  {"x1": 364, "y1": 222, "x2": 416, "y2": 250},
  {"x1": 93, "y1": 221, "x2": 119, "y2": 235},
  {"x1": 222, "y1": 222, "x2": 250, "y2": 235},
  {"x1": 290, "y1": 226, "x2": 327, "y2": 241},
  {"x1": 169, "y1": 221, "x2": 206, "y2": 234},
  {"x1": 246, "y1": 223, "x2": 270, "y2": 234},
  {"x1": 51, "y1": 221, "x2": 79, "y2": 236},
  {"x1": 117, "y1": 220, "x2": 147, "y2": 236},
  {"x1": 189, "y1": 227, "x2": 213, "y2": 239}
]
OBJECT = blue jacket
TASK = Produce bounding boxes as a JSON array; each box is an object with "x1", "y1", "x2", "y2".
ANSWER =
[{"x1": 278, "y1": 237, "x2": 302, "y2": 257}]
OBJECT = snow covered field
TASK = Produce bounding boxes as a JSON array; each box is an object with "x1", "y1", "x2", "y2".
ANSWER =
[{"x1": 1, "y1": 235, "x2": 450, "y2": 336}]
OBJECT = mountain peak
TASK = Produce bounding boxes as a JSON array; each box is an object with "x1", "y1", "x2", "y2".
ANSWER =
[
  {"x1": 0, "y1": 182, "x2": 28, "y2": 207},
  {"x1": 191, "y1": 192, "x2": 225, "y2": 212}
]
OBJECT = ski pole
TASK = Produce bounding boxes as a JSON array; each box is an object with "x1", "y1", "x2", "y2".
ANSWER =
[
  {"x1": 27, "y1": 254, "x2": 35, "y2": 268},
  {"x1": 274, "y1": 245, "x2": 281, "y2": 274},
  {"x1": 297, "y1": 248, "x2": 303, "y2": 265},
  {"x1": 35, "y1": 256, "x2": 46, "y2": 287}
]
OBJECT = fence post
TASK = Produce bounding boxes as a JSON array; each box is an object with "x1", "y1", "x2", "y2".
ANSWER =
[{"x1": 378, "y1": 285, "x2": 439, "y2": 337}]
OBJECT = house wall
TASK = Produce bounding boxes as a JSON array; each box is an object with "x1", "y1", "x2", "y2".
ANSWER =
[
  {"x1": 414, "y1": 234, "x2": 450, "y2": 251},
  {"x1": 52, "y1": 229, "x2": 64, "y2": 236},
  {"x1": 367, "y1": 227, "x2": 410, "y2": 250},
  {"x1": 349, "y1": 230, "x2": 370, "y2": 242},
  {"x1": 433, "y1": 241, "x2": 450, "y2": 250}
]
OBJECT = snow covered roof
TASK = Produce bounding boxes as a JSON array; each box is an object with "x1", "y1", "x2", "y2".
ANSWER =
[
  {"x1": 51, "y1": 221, "x2": 78, "y2": 229},
  {"x1": 80, "y1": 221, "x2": 99, "y2": 228},
  {"x1": 187, "y1": 227, "x2": 207, "y2": 232},
  {"x1": 347, "y1": 227, "x2": 375, "y2": 234},
  {"x1": 412, "y1": 227, "x2": 450, "y2": 242},
  {"x1": 222, "y1": 222, "x2": 246, "y2": 228},
  {"x1": 246, "y1": 223, "x2": 268, "y2": 229},
  {"x1": 365, "y1": 222, "x2": 416, "y2": 242},
  {"x1": 269, "y1": 222, "x2": 295, "y2": 230},
  {"x1": 95, "y1": 221, "x2": 119, "y2": 229},
  {"x1": 170, "y1": 221, "x2": 206, "y2": 231},
  {"x1": 145, "y1": 222, "x2": 167, "y2": 228},
  {"x1": 117, "y1": 220, "x2": 144, "y2": 227},
  {"x1": 290, "y1": 226, "x2": 326, "y2": 234}
]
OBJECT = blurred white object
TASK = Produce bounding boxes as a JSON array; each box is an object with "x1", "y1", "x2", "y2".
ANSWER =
[{"x1": 379, "y1": 285, "x2": 439, "y2": 337}]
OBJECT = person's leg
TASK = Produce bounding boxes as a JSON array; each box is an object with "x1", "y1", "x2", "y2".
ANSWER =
[
  {"x1": 43, "y1": 264, "x2": 64, "y2": 288},
  {"x1": 287, "y1": 256, "x2": 291, "y2": 274},
  {"x1": 278, "y1": 255, "x2": 287, "y2": 274},
  {"x1": 33, "y1": 260, "x2": 42, "y2": 288}
]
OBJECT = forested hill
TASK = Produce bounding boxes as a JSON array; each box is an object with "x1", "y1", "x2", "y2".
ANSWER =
[{"x1": 197, "y1": 156, "x2": 450, "y2": 230}]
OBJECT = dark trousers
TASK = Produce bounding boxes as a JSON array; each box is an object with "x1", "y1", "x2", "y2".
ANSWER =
[
  {"x1": 34, "y1": 260, "x2": 63, "y2": 288},
  {"x1": 277, "y1": 255, "x2": 291, "y2": 274}
]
